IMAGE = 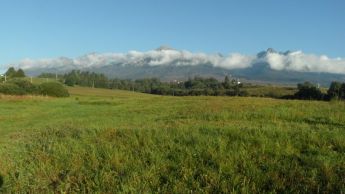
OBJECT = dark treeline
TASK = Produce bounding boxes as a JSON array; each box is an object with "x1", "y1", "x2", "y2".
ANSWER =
[
  {"x1": 58, "y1": 70, "x2": 247, "y2": 96},
  {"x1": 35, "y1": 70, "x2": 345, "y2": 101},
  {"x1": 283, "y1": 81, "x2": 345, "y2": 101}
]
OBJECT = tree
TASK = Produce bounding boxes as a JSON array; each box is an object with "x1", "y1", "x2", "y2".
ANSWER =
[
  {"x1": 64, "y1": 70, "x2": 79, "y2": 86},
  {"x1": 5, "y1": 67, "x2": 16, "y2": 77},
  {"x1": 16, "y1": 68, "x2": 26, "y2": 77},
  {"x1": 234, "y1": 83, "x2": 240, "y2": 96},
  {"x1": 340, "y1": 83, "x2": 345, "y2": 100},
  {"x1": 295, "y1": 82, "x2": 323, "y2": 100},
  {"x1": 327, "y1": 81, "x2": 342, "y2": 100},
  {"x1": 223, "y1": 76, "x2": 231, "y2": 89},
  {"x1": 4, "y1": 67, "x2": 26, "y2": 78}
]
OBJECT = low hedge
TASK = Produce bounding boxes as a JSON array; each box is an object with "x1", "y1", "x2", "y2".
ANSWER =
[
  {"x1": 0, "y1": 83, "x2": 26, "y2": 95},
  {"x1": 9, "y1": 79, "x2": 39, "y2": 94},
  {"x1": 0, "y1": 80, "x2": 69, "y2": 97}
]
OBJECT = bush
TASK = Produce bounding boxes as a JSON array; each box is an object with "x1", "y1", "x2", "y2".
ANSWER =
[
  {"x1": 295, "y1": 82, "x2": 323, "y2": 100},
  {"x1": 0, "y1": 80, "x2": 69, "y2": 97},
  {"x1": 0, "y1": 83, "x2": 25, "y2": 95},
  {"x1": 8, "y1": 79, "x2": 39, "y2": 94},
  {"x1": 39, "y1": 82, "x2": 69, "y2": 97}
]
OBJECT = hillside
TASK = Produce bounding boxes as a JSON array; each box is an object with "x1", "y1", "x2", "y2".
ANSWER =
[{"x1": 0, "y1": 87, "x2": 344, "y2": 193}]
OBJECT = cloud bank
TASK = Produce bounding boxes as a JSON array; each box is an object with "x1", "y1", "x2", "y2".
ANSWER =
[
  {"x1": 264, "y1": 51, "x2": 345, "y2": 74},
  {"x1": 8, "y1": 48, "x2": 345, "y2": 74}
]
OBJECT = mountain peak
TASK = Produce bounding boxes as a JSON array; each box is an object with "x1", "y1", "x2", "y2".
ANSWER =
[
  {"x1": 256, "y1": 49, "x2": 271, "y2": 58},
  {"x1": 155, "y1": 45, "x2": 176, "y2": 51},
  {"x1": 266, "y1": 48, "x2": 277, "y2": 53},
  {"x1": 257, "y1": 48, "x2": 284, "y2": 58}
]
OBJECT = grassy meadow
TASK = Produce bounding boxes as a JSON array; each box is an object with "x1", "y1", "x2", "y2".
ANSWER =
[{"x1": 0, "y1": 86, "x2": 344, "y2": 193}]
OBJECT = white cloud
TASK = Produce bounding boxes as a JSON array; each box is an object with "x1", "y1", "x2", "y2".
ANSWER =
[
  {"x1": 10, "y1": 48, "x2": 254, "y2": 70},
  {"x1": 6, "y1": 48, "x2": 345, "y2": 74},
  {"x1": 265, "y1": 51, "x2": 345, "y2": 74}
]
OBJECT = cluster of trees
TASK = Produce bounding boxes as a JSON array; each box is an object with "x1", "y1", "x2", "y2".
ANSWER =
[
  {"x1": 4, "y1": 67, "x2": 26, "y2": 78},
  {"x1": 34, "y1": 69, "x2": 345, "y2": 101},
  {"x1": 293, "y1": 81, "x2": 345, "y2": 101},
  {"x1": 58, "y1": 70, "x2": 246, "y2": 96},
  {"x1": 63, "y1": 70, "x2": 108, "y2": 88},
  {"x1": 294, "y1": 82, "x2": 324, "y2": 100}
]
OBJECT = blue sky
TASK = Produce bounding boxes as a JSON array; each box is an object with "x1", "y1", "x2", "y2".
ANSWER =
[{"x1": 0, "y1": 0, "x2": 344, "y2": 72}]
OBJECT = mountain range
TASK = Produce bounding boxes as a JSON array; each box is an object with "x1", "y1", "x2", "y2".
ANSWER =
[{"x1": 21, "y1": 47, "x2": 345, "y2": 86}]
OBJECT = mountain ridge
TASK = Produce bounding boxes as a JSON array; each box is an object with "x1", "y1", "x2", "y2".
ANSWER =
[{"x1": 20, "y1": 47, "x2": 345, "y2": 86}]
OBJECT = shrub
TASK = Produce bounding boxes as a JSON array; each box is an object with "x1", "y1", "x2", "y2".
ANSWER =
[
  {"x1": 0, "y1": 83, "x2": 25, "y2": 95},
  {"x1": 239, "y1": 90, "x2": 249, "y2": 97},
  {"x1": 39, "y1": 82, "x2": 69, "y2": 97},
  {"x1": 9, "y1": 79, "x2": 39, "y2": 94}
]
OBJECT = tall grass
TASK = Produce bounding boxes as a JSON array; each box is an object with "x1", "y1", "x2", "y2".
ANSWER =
[{"x1": 0, "y1": 87, "x2": 344, "y2": 193}]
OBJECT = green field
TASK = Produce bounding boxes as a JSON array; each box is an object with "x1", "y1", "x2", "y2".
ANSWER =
[{"x1": 0, "y1": 87, "x2": 344, "y2": 193}]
